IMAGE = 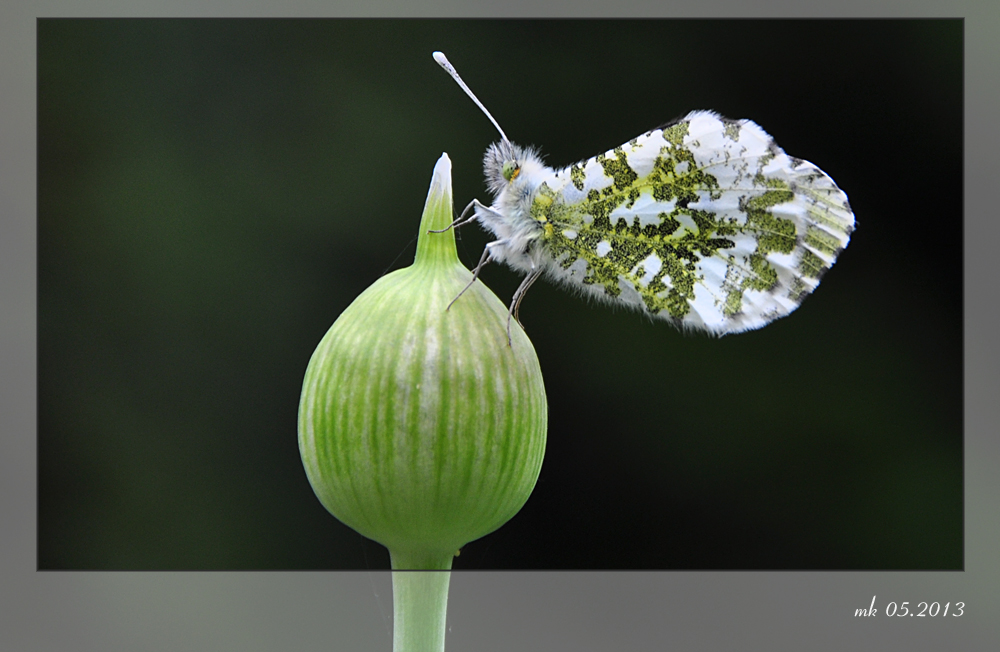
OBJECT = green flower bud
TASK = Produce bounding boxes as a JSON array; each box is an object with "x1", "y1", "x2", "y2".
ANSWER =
[{"x1": 298, "y1": 153, "x2": 547, "y2": 570}]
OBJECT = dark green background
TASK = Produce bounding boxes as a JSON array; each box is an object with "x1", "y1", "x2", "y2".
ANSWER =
[{"x1": 38, "y1": 20, "x2": 962, "y2": 569}]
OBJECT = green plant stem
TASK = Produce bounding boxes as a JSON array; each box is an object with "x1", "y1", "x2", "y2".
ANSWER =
[{"x1": 390, "y1": 550, "x2": 454, "y2": 652}]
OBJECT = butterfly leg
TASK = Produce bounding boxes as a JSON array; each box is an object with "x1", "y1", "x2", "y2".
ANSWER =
[
  {"x1": 428, "y1": 198, "x2": 491, "y2": 233},
  {"x1": 445, "y1": 239, "x2": 505, "y2": 311},
  {"x1": 506, "y1": 266, "x2": 543, "y2": 344}
]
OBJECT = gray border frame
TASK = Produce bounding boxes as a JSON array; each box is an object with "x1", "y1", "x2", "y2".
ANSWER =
[{"x1": 5, "y1": 3, "x2": 997, "y2": 650}]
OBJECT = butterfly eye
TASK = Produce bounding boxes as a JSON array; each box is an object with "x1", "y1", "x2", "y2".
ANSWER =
[{"x1": 502, "y1": 160, "x2": 520, "y2": 182}]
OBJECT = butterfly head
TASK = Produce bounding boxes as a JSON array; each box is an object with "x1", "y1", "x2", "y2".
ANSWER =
[{"x1": 483, "y1": 140, "x2": 543, "y2": 198}]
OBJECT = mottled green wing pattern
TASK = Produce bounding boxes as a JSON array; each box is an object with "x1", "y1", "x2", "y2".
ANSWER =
[{"x1": 530, "y1": 110, "x2": 854, "y2": 334}]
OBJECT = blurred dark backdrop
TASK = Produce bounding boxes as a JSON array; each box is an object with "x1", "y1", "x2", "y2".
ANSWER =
[{"x1": 38, "y1": 20, "x2": 962, "y2": 569}]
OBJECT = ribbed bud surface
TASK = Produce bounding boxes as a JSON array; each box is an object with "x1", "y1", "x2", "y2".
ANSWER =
[{"x1": 298, "y1": 154, "x2": 547, "y2": 567}]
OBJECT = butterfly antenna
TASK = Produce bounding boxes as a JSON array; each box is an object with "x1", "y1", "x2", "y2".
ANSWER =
[{"x1": 433, "y1": 51, "x2": 510, "y2": 145}]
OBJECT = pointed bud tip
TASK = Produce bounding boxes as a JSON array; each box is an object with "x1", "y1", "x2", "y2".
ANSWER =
[
  {"x1": 428, "y1": 152, "x2": 452, "y2": 202},
  {"x1": 415, "y1": 153, "x2": 457, "y2": 266}
]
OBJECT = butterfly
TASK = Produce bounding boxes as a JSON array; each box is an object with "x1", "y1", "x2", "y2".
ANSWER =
[{"x1": 432, "y1": 51, "x2": 855, "y2": 340}]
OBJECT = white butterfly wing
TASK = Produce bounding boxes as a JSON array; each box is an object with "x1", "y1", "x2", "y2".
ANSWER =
[{"x1": 533, "y1": 110, "x2": 855, "y2": 334}]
